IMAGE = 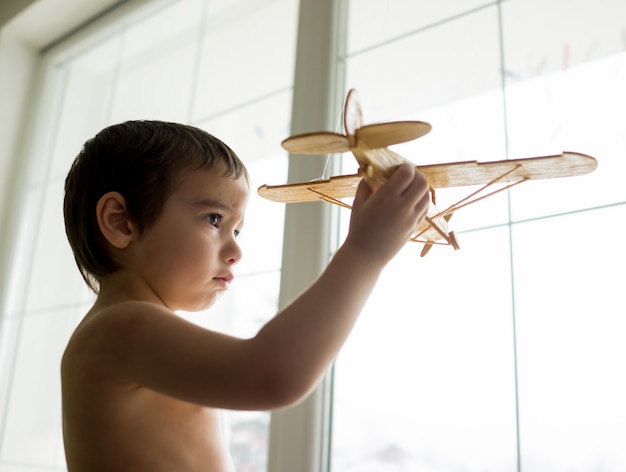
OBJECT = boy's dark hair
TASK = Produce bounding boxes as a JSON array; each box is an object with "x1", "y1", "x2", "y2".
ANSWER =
[{"x1": 64, "y1": 120, "x2": 248, "y2": 293}]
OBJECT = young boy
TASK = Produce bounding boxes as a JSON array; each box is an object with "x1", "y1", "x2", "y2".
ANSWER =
[{"x1": 61, "y1": 120, "x2": 430, "y2": 471}]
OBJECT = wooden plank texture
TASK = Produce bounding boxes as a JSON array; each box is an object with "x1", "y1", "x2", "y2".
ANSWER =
[{"x1": 258, "y1": 152, "x2": 597, "y2": 203}]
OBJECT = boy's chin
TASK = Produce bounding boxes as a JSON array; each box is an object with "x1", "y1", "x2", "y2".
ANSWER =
[
  {"x1": 173, "y1": 292, "x2": 223, "y2": 314},
  {"x1": 197, "y1": 291, "x2": 225, "y2": 311}
]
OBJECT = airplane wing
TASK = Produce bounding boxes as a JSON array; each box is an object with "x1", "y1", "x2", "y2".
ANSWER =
[
  {"x1": 258, "y1": 173, "x2": 360, "y2": 203},
  {"x1": 421, "y1": 152, "x2": 597, "y2": 188},
  {"x1": 258, "y1": 152, "x2": 597, "y2": 203}
]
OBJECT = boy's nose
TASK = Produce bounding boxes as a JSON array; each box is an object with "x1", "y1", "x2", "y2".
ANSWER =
[{"x1": 224, "y1": 239, "x2": 242, "y2": 265}]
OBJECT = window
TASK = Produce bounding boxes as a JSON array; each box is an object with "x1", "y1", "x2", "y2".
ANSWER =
[{"x1": 330, "y1": 1, "x2": 626, "y2": 471}]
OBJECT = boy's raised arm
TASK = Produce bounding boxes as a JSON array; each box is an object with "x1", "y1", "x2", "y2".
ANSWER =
[{"x1": 246, "y1": 163, "x2": 430, "y2": 405}]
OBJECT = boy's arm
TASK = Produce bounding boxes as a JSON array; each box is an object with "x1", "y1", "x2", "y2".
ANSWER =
[
  {"x1": 72, "y1": 164, "x2": 429, "y2": 410},
  {"x1": 248, "y1": 163, "x2": 430, "y2": 403}
]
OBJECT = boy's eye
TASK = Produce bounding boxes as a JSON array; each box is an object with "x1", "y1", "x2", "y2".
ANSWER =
[{"x1": 206, "y1": 213, "x2": 221, "y2": 227}]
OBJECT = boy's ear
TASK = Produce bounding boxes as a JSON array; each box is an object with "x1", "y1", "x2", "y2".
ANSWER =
[{"x1": 96, "y1": 191, "x2": 136, "y2": 249}]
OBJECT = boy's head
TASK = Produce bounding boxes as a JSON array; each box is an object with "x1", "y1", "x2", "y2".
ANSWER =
[{"x1": 64, "y1": 120, "x2": 248, "y2": 293}]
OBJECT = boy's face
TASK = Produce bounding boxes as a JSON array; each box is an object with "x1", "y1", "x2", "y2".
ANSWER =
[{"x1": 129, "y1": 165, "x2": 249, "y2": 312}]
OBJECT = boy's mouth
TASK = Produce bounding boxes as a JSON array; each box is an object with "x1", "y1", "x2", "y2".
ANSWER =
[{"x1": 214, "y1": 274, "x2": 234, "y2": 287}]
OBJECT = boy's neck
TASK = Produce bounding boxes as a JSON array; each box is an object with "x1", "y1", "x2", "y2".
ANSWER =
[{"x1": 95, "y1": 271, "x2": 169, "y2": 311}]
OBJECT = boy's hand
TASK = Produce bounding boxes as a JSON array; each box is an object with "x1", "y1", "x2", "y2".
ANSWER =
[{"x1": 345, "y1": 163, "x2": 430, "y2": 266}]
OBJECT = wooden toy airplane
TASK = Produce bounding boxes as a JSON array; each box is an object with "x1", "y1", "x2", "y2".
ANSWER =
[{"x1": 258, "y1": 89, "x2": 597, "y2": 256}]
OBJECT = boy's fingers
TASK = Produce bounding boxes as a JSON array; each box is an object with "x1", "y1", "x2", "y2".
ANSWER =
[
  {"x1": 416, "y1": 190, "x2": 431, "y2": 218},
  {"x1": 362, "y1": 164, "x2": 429, "y2": 214},
  {"x1": 353, "y1": 178, "x2": 372, "y2": 207},
  {"x1": 385, "y1": 163, "x2": 428, "y2": 198},
  {"x1": 386, "y1": 163, "x2": 416, "y2": 192},
  {"x1": 389, "y1": 164, "x2": 429, "y2": 202},
  {"x1": 389, "y1": 165, "x2": 430, "y2": 225}
]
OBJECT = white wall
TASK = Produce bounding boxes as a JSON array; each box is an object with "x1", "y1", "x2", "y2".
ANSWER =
[{"x1": 0, "y1": 33, "x2": 37, "y2": 309}]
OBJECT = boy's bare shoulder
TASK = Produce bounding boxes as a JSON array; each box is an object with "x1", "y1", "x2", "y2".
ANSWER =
[
  {"x1": 64, "y1": 300, "x2": 169, "y2": 353},
  {"x1": 62, "y1": 300, "x2": 182, "y2": 383}
]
